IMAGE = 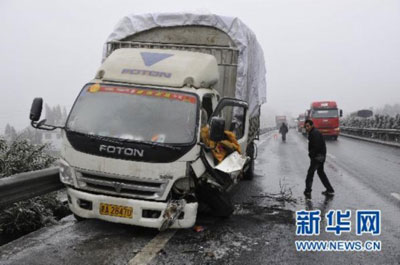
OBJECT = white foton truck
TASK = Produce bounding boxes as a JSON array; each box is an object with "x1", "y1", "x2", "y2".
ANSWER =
[{"x1": 29, "y1": 13, "x2": 266, "y2": 230}]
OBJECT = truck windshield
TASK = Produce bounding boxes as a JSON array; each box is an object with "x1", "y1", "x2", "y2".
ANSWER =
[
  {"x1": 67, "y1": 84, "x2": 198, "y2": 145},
  {"x1": 311, "y1": 109, "x2": 338, "y2": 118}
]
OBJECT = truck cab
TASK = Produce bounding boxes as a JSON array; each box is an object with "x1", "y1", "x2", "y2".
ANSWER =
[{"x1": 57, "y1": 48, "x2": 249, "y2": 229}]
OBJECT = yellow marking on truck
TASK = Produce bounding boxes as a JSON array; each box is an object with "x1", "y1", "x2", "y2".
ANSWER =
[{"x1": 88, "y1": 84, "x2": 100, "y2": 93}]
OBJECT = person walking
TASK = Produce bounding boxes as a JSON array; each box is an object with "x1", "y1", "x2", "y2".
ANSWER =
[
  {"x1": 279, "y1": 122, "x2": 289, "y2": 142},
  {"x1": 304, "y1": 119, "x2": 334, "y2": 196}
]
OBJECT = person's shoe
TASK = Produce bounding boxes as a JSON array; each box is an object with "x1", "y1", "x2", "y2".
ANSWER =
[
  {"x1": 321, "y1": 190, "x2": 335, "y2": 196},
  {"x1": 303, "y1": 191, "x2": 311, "y2": 196}
]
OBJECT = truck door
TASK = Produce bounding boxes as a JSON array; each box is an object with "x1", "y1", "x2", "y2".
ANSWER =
[{"x1": 209, "y1": 98, "x2": 249, "y2": 156}]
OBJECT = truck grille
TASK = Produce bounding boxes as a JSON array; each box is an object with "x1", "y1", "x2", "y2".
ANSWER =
[{"x1": 76, "y1": 171, "x2": 169, "y2": 200}]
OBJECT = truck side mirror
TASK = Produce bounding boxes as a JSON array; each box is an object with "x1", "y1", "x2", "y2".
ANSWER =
[
  {"x1": 209, "y1": 117, "x2": 225, "y2": 142},
  {"x1": 30, "y1": 98, "x2": 43, "y2": 122},
  {"x1": 340, "y1": 109, "x2": 343, "y2": 117}
]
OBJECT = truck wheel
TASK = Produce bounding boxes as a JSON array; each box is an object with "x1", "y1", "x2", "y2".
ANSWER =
[
  {"x1": 196, "y1": 183, "x2": 234, "y2": 217},
  {"x1": 243, "y1": 142, "x2": 255, "y2": 180},
  {"x1": 73, "y1": 213, "x2": 86, "y2": 222}
]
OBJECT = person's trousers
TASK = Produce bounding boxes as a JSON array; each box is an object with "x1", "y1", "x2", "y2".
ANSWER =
[{"x1": 305, "y1": 159, "x2": 334, "y2": 193}]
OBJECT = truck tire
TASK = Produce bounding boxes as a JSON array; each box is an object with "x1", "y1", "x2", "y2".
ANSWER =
[
  {"x1": 243, "y1": 142, "x2": 255, "y2": 180},
  {"x1": 73, "y1": 213, "x2": 86, "y2": 222},
  {"x1": 196, "y1": 183, "x2": 234, "y2": 217}
]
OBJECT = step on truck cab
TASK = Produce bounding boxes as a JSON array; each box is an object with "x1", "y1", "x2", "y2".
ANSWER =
[
  {"x1": 306, "y1": 101, "x2": 343, "y2": 140},
  {"x1": 29, "y1": 13, "x2": 266, "y2": 230}
]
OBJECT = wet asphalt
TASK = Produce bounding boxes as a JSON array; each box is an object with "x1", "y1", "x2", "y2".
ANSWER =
[{"x1": 0, "y1": 131, "x2": 399, "y2": 265}]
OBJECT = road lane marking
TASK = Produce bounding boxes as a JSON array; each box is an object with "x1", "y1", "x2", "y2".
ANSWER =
[
  {"x1": 258, "y1": 132, "x2": 275, "y2": 146},
  {"x1": 258, "y1": 138, "x2": 268, "y2": 146},
  {"x1": 391, "y1": 193, "x2": 400, "y2": 201},
  {"x1": 128, "y1": 230, "x2": 177, "y2": 265}
]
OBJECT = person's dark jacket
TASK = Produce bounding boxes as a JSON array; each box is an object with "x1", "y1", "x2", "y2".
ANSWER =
[
  {"x1": 308, "y1": 127, "x2": 326, "y2": 160},
  {"x1": 279, "y1": 123, "x2": 288, "y2": 134}
]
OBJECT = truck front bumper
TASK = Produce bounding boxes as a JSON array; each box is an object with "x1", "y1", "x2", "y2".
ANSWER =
[
  {"x1": 67, "y1": 187, "x2": 198, "y2": 229},
  {"x1": 319, "y1": 128, "x2": 340, "y2": 137}
]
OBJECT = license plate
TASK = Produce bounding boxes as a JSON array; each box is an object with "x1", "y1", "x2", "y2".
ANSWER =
[{"x1": 99, "y1": 203, "x2": 133, "y2": 219}]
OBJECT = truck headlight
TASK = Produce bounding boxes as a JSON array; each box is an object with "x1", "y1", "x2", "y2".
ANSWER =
[
  {"x1": 334, "y1": 128, "x2": 340, "y2": 131},
  {"x1": 172, "y1": 177, "x2": 194, "y2": 195},
  {"x1": 59, "y1": 159, "x2": 75, "y2": 185},
  {"x1": 174, "y1": 177, "x2": 190, "y2": 191}
]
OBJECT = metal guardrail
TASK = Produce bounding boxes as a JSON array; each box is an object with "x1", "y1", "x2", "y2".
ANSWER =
[
  {"x1": 341, "y1": 126, "x2": 400, "y2": 134},
  {"x1": 0, "y1": 167, "x2": 63, "y2": 208},
  {"x1": 340, "y1": 126, "x2": 400, "y2": 144}
]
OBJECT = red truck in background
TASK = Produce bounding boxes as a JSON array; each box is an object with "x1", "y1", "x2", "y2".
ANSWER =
[
  {"x1": 297, "y1": 113, "x2": 306, "y2": 134},
  {"x1": 275, "y1": 115, "x2": 287, "y2": 129},
  {"x1": 306, "y1": 101, "x2": 343, "y2": 140}
]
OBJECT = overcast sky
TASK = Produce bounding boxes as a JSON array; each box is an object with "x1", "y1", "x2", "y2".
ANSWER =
[{"x1": 1, "y1": 0, "x2": 400, "y2": 130}]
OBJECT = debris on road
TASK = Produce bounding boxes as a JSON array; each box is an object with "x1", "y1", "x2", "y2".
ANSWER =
[{"x1": 193, "y1": 226, "x2": 205, "y2": 233}]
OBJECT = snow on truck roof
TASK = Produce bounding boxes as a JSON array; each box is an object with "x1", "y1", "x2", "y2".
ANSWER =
[
  {"x1": 98, "y1": 48, "x2": 219, "y2": 88},
  {"x1": 102, "y1": 12, "x2": 267, "y2": 117}
]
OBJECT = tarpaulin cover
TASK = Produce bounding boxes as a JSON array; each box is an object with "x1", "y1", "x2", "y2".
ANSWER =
[{"x1": 103, "y1": 12, "x2": 267, "y2": 117}]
